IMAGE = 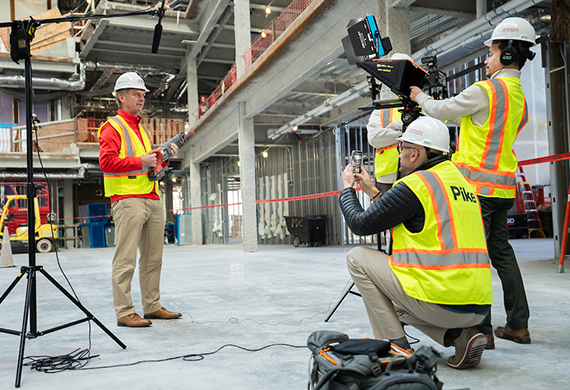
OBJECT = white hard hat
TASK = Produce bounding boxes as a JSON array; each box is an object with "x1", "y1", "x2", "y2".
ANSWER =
[
  {"x1": 113, "y1": 72, "x2": 149, "y2": 95},
  {"x1": 397, "y1": 116, "x2": 449, "y2": 153},
  {"x1": 484, "y1": 17, "x2": 536, "y2": 47},
  {"x1": 390, "y1": 52, "x2": 412, "y2": 61}
]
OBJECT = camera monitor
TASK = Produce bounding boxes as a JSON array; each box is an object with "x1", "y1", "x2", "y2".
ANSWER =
[
  {"x1": 357, "y1": 59, "x2": 428, "y2": 98},
  {"x1": 342, "y1": 14, "x2": 392, "y2": 65}
]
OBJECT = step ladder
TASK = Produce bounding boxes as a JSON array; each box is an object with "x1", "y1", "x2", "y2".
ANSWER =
[{"x1": 515, "y1": 167, "x2": 545, "y2": 238}]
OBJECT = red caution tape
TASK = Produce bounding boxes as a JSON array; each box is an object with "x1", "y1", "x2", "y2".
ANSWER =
[
  {"x1": 176, "y1": 188, "x2": 362, "y2": 212},
  {"x1": 518, "y1": 152, "x2": 570, "y2": 166}
]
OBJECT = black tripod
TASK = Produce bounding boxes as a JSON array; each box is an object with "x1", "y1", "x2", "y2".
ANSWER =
[
  {"x1": 0, "y1": 4, "x2": 168, "y2": 386},
  {"x1": 0, "y1": 19, "x2": 130, "y2": 388}
]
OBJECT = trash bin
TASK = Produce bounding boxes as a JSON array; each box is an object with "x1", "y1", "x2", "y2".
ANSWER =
[{"x1": 284, "y1": 215, "x2": 327, "y2": 247}]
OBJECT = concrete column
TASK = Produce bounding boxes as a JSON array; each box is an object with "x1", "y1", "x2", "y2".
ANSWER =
[
  {"x1": 63, "y1": 179, "x2": 74, "y2": 249},
  {"x1": 165, "y1": 179, "x2": 174, "y2": 223},
  {"x1": 190, "y1": 151, "x2": 202, "y2": 245},
  {"x1": 234, "y1": 0, "x2": 251, "y2": 78},
  {"x1": 186, "y1": 54, "x2": 199, "y2": 124},
  {"x1": 380, "y1": 1, "x2": 411, "y2": 101},
  {"x1": 237, "y1": 102, "x2": 257, "y2": 252}
]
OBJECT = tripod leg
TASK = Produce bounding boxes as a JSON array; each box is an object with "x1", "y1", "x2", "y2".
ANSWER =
[
  {"x1": 38, "y1": 268, "x2": 126, "y2": 349},
  {"x1": 15, "y1": 268, "x2": 34, "y2": 388},
  {"x1": 0, "y1": 269, "x2": 25, "y2": 305},
  {"x1": 325, "y1": 281, "x2": 356, "y2": 322}
]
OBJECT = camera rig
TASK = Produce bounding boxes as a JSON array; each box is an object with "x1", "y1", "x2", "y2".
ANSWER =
[{"x1": 341, "y1": 15, "x2": 448, "y2": 129}]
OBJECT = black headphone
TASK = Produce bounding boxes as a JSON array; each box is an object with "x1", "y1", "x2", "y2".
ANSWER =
[
  {"x1": 500, "y1": 39, "x2": 536, "y2": 66},
  {"x1": 500, "y1": 40, "x2": 517, "y2": 66}
]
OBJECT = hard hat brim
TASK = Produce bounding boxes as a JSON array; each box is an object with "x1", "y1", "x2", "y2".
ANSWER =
[{"x1": 484, "y1": 37, "x2": 537, "y2": 47}]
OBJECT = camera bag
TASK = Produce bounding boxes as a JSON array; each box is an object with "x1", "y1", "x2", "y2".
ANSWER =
[{"x1": 307, "y1": 330, "x2": 443, "y2": 390}]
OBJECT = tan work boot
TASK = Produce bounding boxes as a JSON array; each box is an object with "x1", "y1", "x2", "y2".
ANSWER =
[{"x1": 447, "y1": 327, "x2": 487, "y2": 369}]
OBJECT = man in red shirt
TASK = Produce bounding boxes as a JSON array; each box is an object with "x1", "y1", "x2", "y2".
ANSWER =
[{"x1": 98, "y1": 72, "x2": 181, "y2": 327}]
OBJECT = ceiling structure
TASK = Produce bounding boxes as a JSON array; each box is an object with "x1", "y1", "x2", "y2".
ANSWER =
[
  {"x1": 74, "y1": 0, "x2": 551, "y2": 134},
  {"x1": 0, "y1": 0, "x2": 553, "y2": 165}
]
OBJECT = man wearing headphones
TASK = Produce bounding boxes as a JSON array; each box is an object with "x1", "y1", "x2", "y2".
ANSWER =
[{"x1": 409, "y1": 17, "x2": 536, "y2": 349}]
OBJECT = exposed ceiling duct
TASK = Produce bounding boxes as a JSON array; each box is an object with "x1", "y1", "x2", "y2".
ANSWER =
[{"x1": 0, "y1": 63, "x2": 86, "y2": 91}]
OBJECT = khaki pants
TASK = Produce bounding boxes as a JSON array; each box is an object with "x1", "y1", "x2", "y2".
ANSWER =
[
  {"x1": 347, "y1": 246, "x2": 485, "y2": 345},
  {"x1": 111, "y1": 197, "x2": 165, "y2": 319}
]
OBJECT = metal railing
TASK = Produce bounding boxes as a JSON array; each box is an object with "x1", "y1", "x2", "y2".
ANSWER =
[
  {"x1": 203, "y1": 0, "x2": 315, "y2": 114},
  {"x1": 0, "y1": 117, "x2": 185, "y2": 154}
]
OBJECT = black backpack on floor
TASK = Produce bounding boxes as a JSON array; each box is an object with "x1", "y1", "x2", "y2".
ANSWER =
[{"x1": 307, "y1": 331, "x2": 443, "y2": 390}]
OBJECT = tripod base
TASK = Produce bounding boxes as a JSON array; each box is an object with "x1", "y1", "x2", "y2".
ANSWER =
[
  {"x1": 0, "y1": 265, "x2": 126, "y2": 387},
  {"x1": 324, "y1": 281, "x2": 361, "y2": 322}
]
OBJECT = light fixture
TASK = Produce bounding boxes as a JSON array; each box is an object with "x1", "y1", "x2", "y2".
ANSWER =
[
  {"x1": 292, "y1": 125, "x2": 298, "y2": 131},
  {"x1": 261, "y1": 30, "x2": 267, "y2": 38},
  {"x1": 262, "y1": 150, "x2": 268, "y2": 158},
  {"x1": 265, "y1": 5, "x2": 271, "y2": 14},
  {"x1": 172, "y1": 177, "x2": 177, "y2": 182},
  {"x1": 237, "y1": 161, "x2": 241, "y2": 167}
]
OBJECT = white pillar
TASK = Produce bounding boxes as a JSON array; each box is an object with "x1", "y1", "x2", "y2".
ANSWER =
[
  {"x1": 380, "y1": 1, "x2": 411, "y2": 101},
  {"x1": 187, "y1": 54, "x2": 199, "y2": 124},
  {"x1": 238, "y1": 102, "x2": 257, "y2": 252},
  {"x1": 190, "y1": 152, "x2": 202, "y2": 245},
  {"x1": 234, "y1": 0, "x2": 251, "y2": 78}
]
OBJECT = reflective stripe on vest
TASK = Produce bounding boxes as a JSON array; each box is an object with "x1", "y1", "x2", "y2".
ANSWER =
[
  {"x1": 453, "y1": 78, "x2": 528, "y2": 198},
  {"x1": 97, "y1": 116, "x2": 156, "y2": 196},
  {"x1": 374, "y1": 108, "x2": 402, "y2": 181},
  {"x1": 390, "y1": 160, "x2": 492, "y2": 305}
]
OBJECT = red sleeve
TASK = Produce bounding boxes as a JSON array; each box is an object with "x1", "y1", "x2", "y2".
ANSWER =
[{"x1": 98, "y1": 123, "x2": 143, "y2": 174}]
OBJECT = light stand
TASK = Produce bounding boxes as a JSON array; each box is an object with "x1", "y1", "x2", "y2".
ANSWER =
[{"x1": 0, "y1": 4, "x2": 165, "y2": 387}]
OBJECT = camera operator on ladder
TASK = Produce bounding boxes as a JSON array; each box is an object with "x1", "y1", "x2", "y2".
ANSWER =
[{"x1": 409, "y1": 17, "x2": 536, "y2": 349}]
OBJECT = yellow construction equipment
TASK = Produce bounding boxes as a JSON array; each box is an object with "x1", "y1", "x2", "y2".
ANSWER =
[{"x1": 0, "y1": 195, "x2": 58, "y2": 253}]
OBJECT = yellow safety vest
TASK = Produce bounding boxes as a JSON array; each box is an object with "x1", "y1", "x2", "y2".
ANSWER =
[
  {"x1": 453, "y1": 78, "x2": 528, "y2": 198},
  {"x1": 97, "y1": 116, "x2": 157, "y2": 197},
  {"x1": 373, "y1": 108, "x2": 401, "y2": 182},
  {"x1": 391, "y1": 160, "x2": 492, "y2": 306}
]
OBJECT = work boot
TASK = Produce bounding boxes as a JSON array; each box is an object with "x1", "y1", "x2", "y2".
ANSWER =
[
  {"x1": 485, "y1": 334, "x2": 495, "y2": 350},
  {"x1": 447, "y1": 327, "x2": 487, "y2": 369},
  {"x1": 495, "y1": 324, "x2": 531, "y2": 344}
]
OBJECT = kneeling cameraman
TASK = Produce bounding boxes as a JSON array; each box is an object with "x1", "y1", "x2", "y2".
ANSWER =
[{"x1": 339, "y1": 116, "x2": 492, "y2": 369}]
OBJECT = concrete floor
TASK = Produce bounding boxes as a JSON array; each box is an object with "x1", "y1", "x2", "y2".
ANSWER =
[{"x1": 0, "y1": 238, "x2": 568, "y2": 389}]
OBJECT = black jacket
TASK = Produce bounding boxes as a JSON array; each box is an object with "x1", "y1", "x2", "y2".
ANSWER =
[{"x1": 339, "y1": 155, "x2": 450, "y2": 236}]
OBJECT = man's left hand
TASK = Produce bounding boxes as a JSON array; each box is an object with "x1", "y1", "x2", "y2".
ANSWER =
[{"x1": 170, "y1": 143, "x2": 178, "y2": 158}]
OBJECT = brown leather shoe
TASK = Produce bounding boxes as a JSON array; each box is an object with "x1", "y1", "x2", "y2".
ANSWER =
[
  {"x1": 495, "y1": 324, "x2": 531, "y2": 344},
  {"x1": 117, "y1": 313, "x2": 152, "y2": 327},
  {"x1": 485, "y1": 334, "x2": 495, "y2": 350},
  {"x1": 144, "y1": 307, "x2": 182, "y2": 320}
]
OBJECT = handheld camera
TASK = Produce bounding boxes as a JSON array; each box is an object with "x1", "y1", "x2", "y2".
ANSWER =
[{"x1": 351, "y1": 150, "x2": 363, "y2": 178}]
